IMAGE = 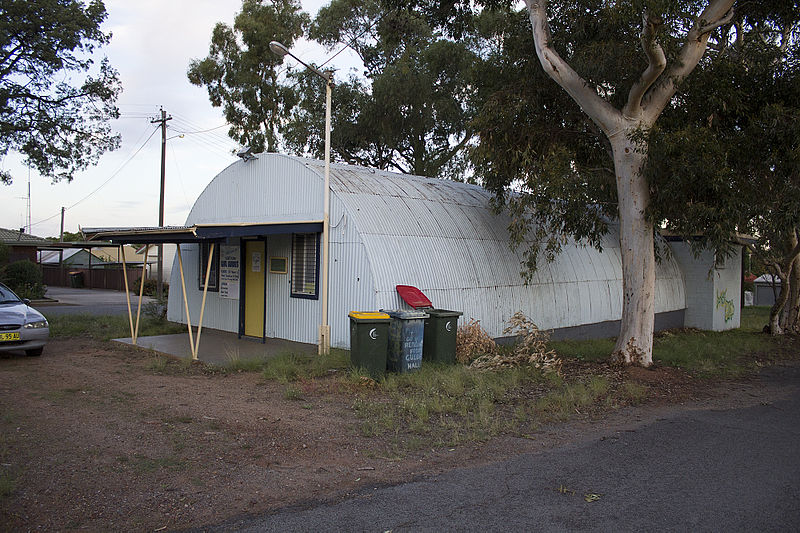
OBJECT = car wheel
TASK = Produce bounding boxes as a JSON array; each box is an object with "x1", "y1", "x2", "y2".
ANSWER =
[{"x1": 26, "y1": 347, "x2": 43, "y2": 357}]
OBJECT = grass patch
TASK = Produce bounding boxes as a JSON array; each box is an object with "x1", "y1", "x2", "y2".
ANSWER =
[
  {"x1": 147, "y1": 356, "x2": 169, "y2": 373},
  {"x1": 352, "y1": 363, "x2": 549, "y2": 446},
  {"x1": 47, "y1": 313, "x2": 184, "y2": 341},
  {"x1": 548, "y1": 338, "x2": 614, "y2": 362},
  {"x1": 620, "y1": 382, "x2": 648, "y2": 404},
  {"x1": 348, "y1": 307, "x2": 793, "y2": 453},
  {"x1": 654, "y1": 307, "x2": 779, "y2": 377},
  {"x1": 534, "y1": 376, "x2": 610, "y2": 421},
  {"x1": 261, "y1": 349, "x2": 350, "y2": 382},
  {"x1": 550, "y1": 307, "x2": 781, "y2": 378},
  {"x1": 283, "y1": 385, "x2": 304, "y2": 400},
  {"x1": 0, "y1": 471, "x2": 15, "y2": 499},
  {"x1": 225, "y1": 355, "x2": 271, "y2": 372}
]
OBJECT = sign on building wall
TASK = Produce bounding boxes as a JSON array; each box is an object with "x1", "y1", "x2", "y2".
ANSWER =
[{"x1": 219, "y1": 245, "x2": 240, "y2": 299}]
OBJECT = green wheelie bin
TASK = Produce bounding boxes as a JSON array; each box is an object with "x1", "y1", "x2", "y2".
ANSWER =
[
  {"x1": 348, "y1": 311, "x2": 391, "y2": 377},
  {"x1": 423, "y1": 309, "x2": 463, "y2": 364}
]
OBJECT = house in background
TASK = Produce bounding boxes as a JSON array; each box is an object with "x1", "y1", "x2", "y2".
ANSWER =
[
  {"x1": 0, "y1": 227, "x2": 50, "y2": 263},
  {"x1": 39, "y1": 248, "x2": 106, "y2": 268},
  {"x1": 753, "y1": 274, "x2": 780, "y2": 307},
  {"x1": 133, "y1": 244, "x2": 175, "y2": 283}
]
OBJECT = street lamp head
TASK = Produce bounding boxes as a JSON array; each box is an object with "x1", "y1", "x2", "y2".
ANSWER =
[{"x1": 269, "y1": 41, "x2": 289, "y2": 58}]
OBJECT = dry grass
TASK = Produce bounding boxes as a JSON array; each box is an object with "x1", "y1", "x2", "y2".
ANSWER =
[
  {"x1": 456, "y1": 318, "x2": 497, "y2": 364},
  {"x1": 471, "y1": 312, "x2": 562, "y2": 373}
]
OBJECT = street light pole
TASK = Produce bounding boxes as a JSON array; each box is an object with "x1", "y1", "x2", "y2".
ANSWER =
[{"x1": 270, "y1": 41, "x2": 332, "y2": 356}]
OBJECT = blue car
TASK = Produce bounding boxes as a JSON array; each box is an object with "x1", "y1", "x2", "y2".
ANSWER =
[{"x1": 0, "y1": 282, "x2": 49, "y2": 357}]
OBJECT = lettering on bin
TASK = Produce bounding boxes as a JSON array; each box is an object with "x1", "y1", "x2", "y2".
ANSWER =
[
  {"x1": 369, "y1": 328, "x2": 378, "y2": 340},
  {"x1": 445, "y1": 320, "x2": 453, "y2": 332}
]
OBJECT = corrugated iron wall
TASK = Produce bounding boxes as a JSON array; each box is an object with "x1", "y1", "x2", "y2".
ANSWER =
[{"x1": 168, "y1": 154, "x2": 686, "y2": 349}]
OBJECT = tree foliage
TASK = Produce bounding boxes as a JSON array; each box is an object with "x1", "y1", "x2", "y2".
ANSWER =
[
  {"x1": 646, "y1": 1, "x2": 800, "y2": 333},
  {"x1": 410, "y1": 0, "x2": 737, "y2": 365},
  {"x1": 0, "y1": 0, "x2": 121, "y2": 184},
  {"x1": 191, "y1": 0, "x2": 480, "y2": 179},
  {"x1": 187, "y1": 0, "x2": 309, "y2": 153},
  {"x1": 303, "y1": 1, "x2": 480, "y2": 177}
]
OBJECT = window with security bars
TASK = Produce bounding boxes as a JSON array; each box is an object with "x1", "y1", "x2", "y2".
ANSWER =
[
  {"x1": 198, "y1": 242, "x2": 219, "y2": 291},
  {"x1": 291, "y1": 233, "x2": 319, "y2": 298}
]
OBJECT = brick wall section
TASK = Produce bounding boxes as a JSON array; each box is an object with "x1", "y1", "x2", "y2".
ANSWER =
[{"x1": 668, "y1": 242, "x2": 741, "y2": 331}]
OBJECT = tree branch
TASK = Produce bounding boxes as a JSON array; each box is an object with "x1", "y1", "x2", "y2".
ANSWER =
[
  {"x1": 430, "y1": 130, "x2": 473, "y2": 171},
  {"x1": 640, "y1": 0, "x2": 735, "y2": 125},
  {"x1": 623, "y1": 11, "x2": 666, "y2": 119},
  {"x1": 524, "y1": 0, "x2": 620, "y2": 134},
  {"x1": 698, "y1": 8, "x2": 734, "y2": 34}
]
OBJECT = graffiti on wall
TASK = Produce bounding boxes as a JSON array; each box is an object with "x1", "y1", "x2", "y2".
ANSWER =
[{"x1": 716, "y1": 289, "x2": 735, "y2": 323}]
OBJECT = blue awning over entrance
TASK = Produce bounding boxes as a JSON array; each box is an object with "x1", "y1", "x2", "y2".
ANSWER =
[{"x1": 83, "y1": 221, "x2": 324, "y2": 244}]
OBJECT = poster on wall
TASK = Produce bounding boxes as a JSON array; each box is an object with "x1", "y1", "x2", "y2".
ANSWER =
[{"x1": 219, "y1": 245, "x2": 240, "y2": 299}]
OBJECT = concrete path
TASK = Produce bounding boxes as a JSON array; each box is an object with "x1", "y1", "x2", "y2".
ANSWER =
[
  {"x1": 210, "y1": 364, "x2": 800, "y2": 532},
  {"x1": 114, "y1": 331, "x2": 315, "y2": 365},
  {"x1": 35, "y1": 287, "x2": 316, "y2": 364},
  {"x1": 35, "y1": 286, "x2": 156, "y2": 317}
]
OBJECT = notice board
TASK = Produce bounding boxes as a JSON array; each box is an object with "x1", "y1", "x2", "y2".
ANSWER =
[{"x1": 219, "y1": 245, "x2": 240, "y2": 299}]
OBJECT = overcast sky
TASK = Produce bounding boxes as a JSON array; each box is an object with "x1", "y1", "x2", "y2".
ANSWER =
[{"x1": 0, "y1": 0, "x2": 356, "y2": 238}]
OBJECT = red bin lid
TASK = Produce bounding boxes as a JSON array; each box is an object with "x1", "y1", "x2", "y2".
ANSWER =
[{"x1": 396, "y1": 285, "x2": 433, "y2": 309}]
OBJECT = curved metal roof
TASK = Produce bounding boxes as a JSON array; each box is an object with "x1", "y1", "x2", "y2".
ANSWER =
[{"x1": 183, "y1": 154, "x2": 685, "y2": 334}]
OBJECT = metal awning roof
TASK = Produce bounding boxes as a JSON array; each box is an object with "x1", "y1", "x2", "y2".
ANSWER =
[{"x1": 82, "y1": 221, "x2": 324, "y2": 244}]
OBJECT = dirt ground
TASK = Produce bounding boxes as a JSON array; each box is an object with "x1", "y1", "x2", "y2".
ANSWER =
[{"x1": 0, "y1": 338, "x2": 794, "y2": 531}]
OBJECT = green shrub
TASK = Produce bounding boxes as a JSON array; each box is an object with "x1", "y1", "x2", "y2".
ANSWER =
[
  {"x1": 0, "y1": 260, "x2": 45, "y2": 299},
  {"x1": 0, "y1": 242, "x2": 9, "y2": 266},
  {"x1": 129, "y1": 277, "x2": 168, "y2": 297}
]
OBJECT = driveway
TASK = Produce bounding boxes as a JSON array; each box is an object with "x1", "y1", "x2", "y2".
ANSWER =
[
  {"x1": 214, "y1": 364, "x2": 800, "y2": 532},
  {"x1": 35, "y1": 286, "x2": 157, "y2": 317}
]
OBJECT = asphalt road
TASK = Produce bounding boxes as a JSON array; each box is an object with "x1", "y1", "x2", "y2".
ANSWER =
[
  {"x1": 34, "y1": 286, "x2": 157, "y2": 317},
  {"x1": 211, "y1": 365, "x2": 800, "y2": 532}
]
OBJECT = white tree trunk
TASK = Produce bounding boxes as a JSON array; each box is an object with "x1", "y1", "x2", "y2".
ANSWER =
[
  {"x1": 786, "y1": 260, "x2": 800, "y2": 333},
  {"x1": 524, "y1": 0, "x2": 734, "y2": 365},
  {"x1": 611, "y1": 135, "x2": 655, "y2": 365}
]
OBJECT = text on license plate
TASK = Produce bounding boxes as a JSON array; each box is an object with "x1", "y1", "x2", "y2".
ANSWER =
[{"x1": 0, "y1": 332, "x2": 20, "y2": 341}]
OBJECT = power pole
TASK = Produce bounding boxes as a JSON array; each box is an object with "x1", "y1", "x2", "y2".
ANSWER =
[
  {"x1": 151, "y1": 107, "x2": 172, "y2": 300},
  {"x1": 59, "y1": 206, "x2": 65, "y2": 285}
]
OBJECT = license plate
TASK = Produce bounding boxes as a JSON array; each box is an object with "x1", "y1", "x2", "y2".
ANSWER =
[{"x1": 0, "y1": 332, "x2": 20, "y2": 342}]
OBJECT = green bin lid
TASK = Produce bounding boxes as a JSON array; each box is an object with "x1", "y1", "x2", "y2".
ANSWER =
[
  {"x1": 427, "y1": 309, "x2": 463, "y2": 318},
  {"x1": 349, "y1": 311, "x2": 390, "y2": 320}
]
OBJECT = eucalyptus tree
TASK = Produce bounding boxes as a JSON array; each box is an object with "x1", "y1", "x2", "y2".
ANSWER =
[
  {"x1": 290, "y1": 0, "x2": 480, "y2": 178},
  {"x1": 187, "y1": 0, "x2": 308, "y2": 153},
  {"x1": 463, "y1": 0, "x2": 735, "y2": 366},
  {"x1": 646, "y1": 1, "x2": 800, "y2": 335},
  {"x1": 0, "y1": 0, "x2": 121, "y2": 184}
]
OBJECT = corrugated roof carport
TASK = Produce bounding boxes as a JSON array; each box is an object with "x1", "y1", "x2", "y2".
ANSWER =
[{"x1": 84, "y1": 221, "x2": 322, "y2": 360}]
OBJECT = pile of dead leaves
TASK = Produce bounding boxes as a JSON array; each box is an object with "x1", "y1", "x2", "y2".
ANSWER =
[
  {"x1": 470, "y1": 312, "x2": 562, "y2": 374},
  {"x1": 456, "y1": 318, "x2": 498, "y2": 364}
]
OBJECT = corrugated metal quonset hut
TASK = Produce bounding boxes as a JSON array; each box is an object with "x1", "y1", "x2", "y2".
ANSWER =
[{"x1": 165, "y1": 153, "x2": 692, "y2": 348}]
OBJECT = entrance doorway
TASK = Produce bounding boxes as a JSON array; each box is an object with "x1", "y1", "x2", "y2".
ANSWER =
[{"x1": 244, "y1": 240, "x2": 265, "y2": 338}]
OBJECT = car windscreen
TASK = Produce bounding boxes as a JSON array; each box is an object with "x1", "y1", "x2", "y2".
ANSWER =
[{"x1": 0, "y1": 284, "x2": 21, "y2": 304}]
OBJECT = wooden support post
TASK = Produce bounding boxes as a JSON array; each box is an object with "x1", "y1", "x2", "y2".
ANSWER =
[
  {"x1": 194, "y1": 243, "x2": 214, "y2": 360},
  {"x1": 175, "y1": 245, "x2": 196, "y2": 359},
  {"x1": 134, "y1": 246, "x2": 149, "y2": 343},
  {"x1": 120, "y1": 245, "x2": 135, "y2": 343}
]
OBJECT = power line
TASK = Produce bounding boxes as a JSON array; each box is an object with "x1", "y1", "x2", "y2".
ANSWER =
[
  {"x1": 29, "y1": 126, "x2": 159, "y2": 228},
  {"x1": 171, "y1": 123, "x2": 228, "y2": 135}
]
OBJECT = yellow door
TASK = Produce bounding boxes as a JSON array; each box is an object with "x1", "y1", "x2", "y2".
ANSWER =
[{"x1": 244, "y1": 240, "x2": 265, "y2": 337}]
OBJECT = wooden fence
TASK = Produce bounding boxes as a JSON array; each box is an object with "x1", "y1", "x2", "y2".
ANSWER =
[{"x1": 42, "y1": 265, "x2": 144, "y2": 291}]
